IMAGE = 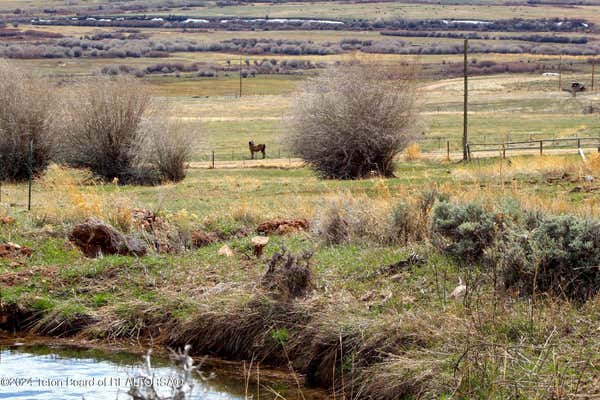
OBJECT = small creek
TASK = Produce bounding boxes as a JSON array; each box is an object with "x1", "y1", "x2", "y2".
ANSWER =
[{"x1": 0, "y1": 342, "x2": 326, "y2": 400}]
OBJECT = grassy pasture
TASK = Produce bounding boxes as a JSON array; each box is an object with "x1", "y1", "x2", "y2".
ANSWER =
[
  {"x1": 12, "y1": 50, "x2": 599, "y2": 159},
  {"x1": 1, "y1": 154, "x2": 598, "y2": 400}
]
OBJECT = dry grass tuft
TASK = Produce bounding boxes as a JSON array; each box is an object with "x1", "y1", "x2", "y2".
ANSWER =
[
  {"x1": 404, "y1": 142, "x2": 422, "y2": 161},
  {"x1": 454, "y1": 155, "x2": 594, "y2": 183}
]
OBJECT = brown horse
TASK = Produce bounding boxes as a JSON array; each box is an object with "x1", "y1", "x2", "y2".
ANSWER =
[{"x1": 249, "y1": 140, "x2": 266, "y2": 159}]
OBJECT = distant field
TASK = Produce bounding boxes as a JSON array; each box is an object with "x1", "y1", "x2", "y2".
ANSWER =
[
  {"x1": 144, "y1": 2, "x2": 600, "y2": 24},
  {"x1": 12, "y1": 53, "x2": 597, "y2": 161},
  {"x1": 7, "y1": 0, "x2": 600, "y2": 162},
  {"x1": 161, "y1": 72, "x2": 600, "y2": 161}
]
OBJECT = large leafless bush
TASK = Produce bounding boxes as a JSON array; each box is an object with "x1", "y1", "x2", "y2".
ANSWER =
[
  {"x1": 0, "y1": 61, "x2": 56, "y2": 181},
  {"x1": 59, "y1": 77, "x2": 196, "y2": 184},
  {"x1": 286, "y1": 61, "x2": 419, "y2": 179},
  {"x1": 135, "y1": 119, "x2": 197, "y2": 182},
  {"x1": 59, "y1": 77, "x2": 150, "y2": 182}
]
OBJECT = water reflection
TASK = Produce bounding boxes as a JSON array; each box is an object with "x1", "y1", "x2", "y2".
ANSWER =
[{"x1": 0, "y1": 345, "x2": 319, "y2": 400}]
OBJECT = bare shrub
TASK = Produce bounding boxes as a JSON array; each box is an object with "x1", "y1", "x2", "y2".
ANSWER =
[
  {"x1": 0, "y1": 61, "x2": 56, "y2": 181},
  {"x1": 59, "y1": 77, "x2": 151, "y2": 182},
  {"x1": 136, "y1": 119, "x2": 197, "y2": 182},
  {"x1": 286, "y1": 60, "x2": 419, "y2": 179}
]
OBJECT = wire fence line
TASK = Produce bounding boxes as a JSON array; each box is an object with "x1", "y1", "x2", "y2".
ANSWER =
[
  {"x1": 195, "y1": 132, "x2": 600, "y2": 164},
  {"x1": 1, "y1": 134, "x2": 599, "y2": 212},
  {"x1": 467, "y1": 136, "x2": 600, "y2": 160}
]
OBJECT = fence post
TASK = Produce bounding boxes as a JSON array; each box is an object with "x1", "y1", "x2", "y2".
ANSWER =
[
  {"x1": 211, "y1": 151, "x2": 215, "y2": 169},
  {"x1": 28, "y1": 138, "x2": 33, "y2": 211},
  {"x1": 577, "y1": 138, "x2": 581, "y2": 149},
  {"x1": 539, "y1": 140, "x2": 543, "y2": 156},
  {"x1": 502, "y1": 144, "x2": 506, "y2": 159},
  {"x1": 466, "y1": 144, "x2": 471, "y2": 161},
  {"x1": 462, "y1": 39, "x2": 469, "y2": 161},
  {"x1": 446, "y1": 140, "x2": 450, "y2": 161}
]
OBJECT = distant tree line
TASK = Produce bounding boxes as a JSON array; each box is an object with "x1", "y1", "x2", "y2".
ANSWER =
[
  {"x1": 100, "y1": 58, "x2": 323, "y2": 77},
  {"x1": 28, "y1": 16, "x2": 594, "y2": 33},
  {"x1": 3, "y1": 34, "x2": 600, "y2": 59},
  {"x1": 381, "y1": 30, "x2": 589, "y2": 44},
  {"x1": 441, "y1": 60, "x2": 559, "y2": 78}
]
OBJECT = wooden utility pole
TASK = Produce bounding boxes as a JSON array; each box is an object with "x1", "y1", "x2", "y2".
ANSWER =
[
  {"x1": 239, "y1": 56, "x2": 243, "y2": 98},
  {"x1": 28, "y1": 138, "x2": 33, "y2": 211},
  {"x1": 592, "y1": 61, "x2": 595, "y2": 91},
  {"x1": 558, "y1": 55, "x2": 562, "y2": 91},
  {"x1": 463, "y1": 39, "x2": 469, "y2": 161}
]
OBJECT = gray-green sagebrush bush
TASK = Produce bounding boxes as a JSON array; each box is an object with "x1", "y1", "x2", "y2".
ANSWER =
[
  {"x1": 432, "y1": 201, "x2": 500, "y2": 261},
  {"x1": 432, "y1": 201, "x2": 600, "y2": 301},
  {"x1": 498, "y1": 215, "x2": 600, "y2": 301}
]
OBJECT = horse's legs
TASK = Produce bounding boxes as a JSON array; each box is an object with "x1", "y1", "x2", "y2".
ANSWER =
[
  {"x1": 250, "y1": 150, "x2": 254, "y2": 160},
  {"x1": 262, "y1": 150, "x2": 265, "y2": 159}
]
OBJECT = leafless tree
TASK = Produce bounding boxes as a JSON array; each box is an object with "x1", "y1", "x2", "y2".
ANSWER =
[
  {"x1": 286, "y1": 60, "x2": 419, "y2": 179},
  {"x1": 0, "y1": 61, "x2": 56, "y2": 181}
]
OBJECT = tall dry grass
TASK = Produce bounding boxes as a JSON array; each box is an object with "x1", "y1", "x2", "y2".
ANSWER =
[
  {"x1": 312, "y1": 187, "x2": 436, "y2": 245},
  {"x1": 454, "y1": 154, "x2": 596, "y2": 182},
  {"x1": 404, "y1": 142, "x2": 422, "y2": 161},
  {"x1": 32, "y1": 164, "x2": 134, "y2": 230}
]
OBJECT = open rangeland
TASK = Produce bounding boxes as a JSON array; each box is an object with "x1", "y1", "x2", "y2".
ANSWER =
[{"x1": 1, "y1": 1, "x2": 600, "y2": 399}]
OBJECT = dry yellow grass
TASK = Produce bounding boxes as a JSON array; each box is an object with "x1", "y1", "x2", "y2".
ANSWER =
[
  {"x1": 404, "y1": 143, "x2": 422, "y2": 161},
  {"x1": 453, "y1": 155, "x2": 593, "y2": 181},
  {"x1": 32, "y1": 165, "x2": 135, "y2": 229}
]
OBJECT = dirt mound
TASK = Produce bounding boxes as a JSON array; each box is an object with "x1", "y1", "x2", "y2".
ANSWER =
[
  {"x1": 256, "y1": 218, "x2": 310, "y2": 235},
  {"x1": 70, "y1": 219, "x2": 147, "y2": 258},
  {"x1": 0, "y1": 242, "x2": 32, "y2": 258},
  {"x1": 0, "y1": 265, "x2": 58, "y2": 286},
  {"x1": 132, "y1": 208, "x2": 166, "y2": 231},
  {"x1": 132, "y1": 208, "x2": 181, "y2": 253},
  {"x1": 191, "y1": 229, "x2": 217, "y2": 248}
]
